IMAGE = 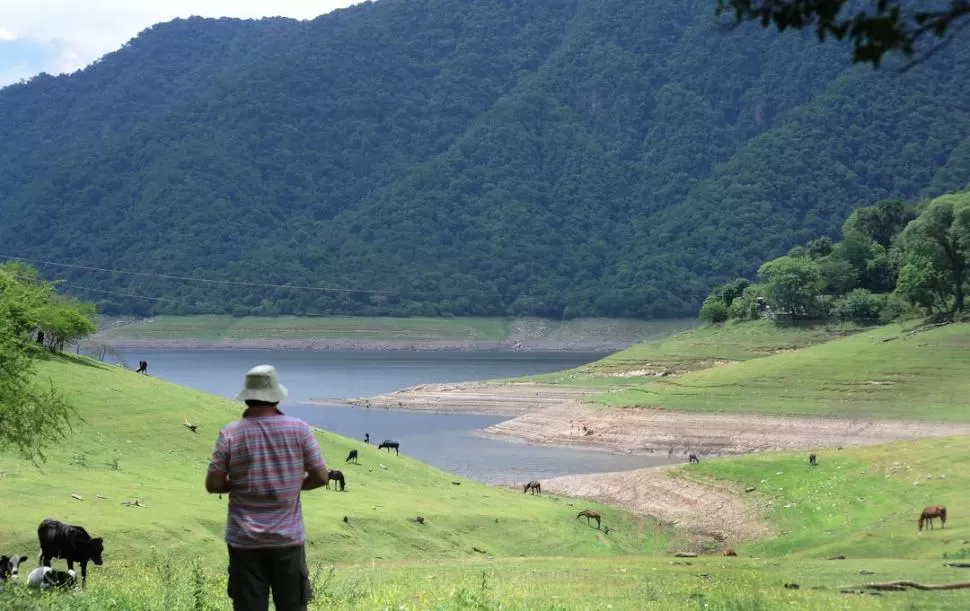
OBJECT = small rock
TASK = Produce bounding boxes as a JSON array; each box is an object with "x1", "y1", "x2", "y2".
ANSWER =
[{"x1": 744, "y1": 486, "x2": 756, "y2": 493}]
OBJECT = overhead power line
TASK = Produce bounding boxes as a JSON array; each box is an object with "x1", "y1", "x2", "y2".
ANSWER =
[{"x1": 1, "y1": 253, "x2": 716, "y2": 301}]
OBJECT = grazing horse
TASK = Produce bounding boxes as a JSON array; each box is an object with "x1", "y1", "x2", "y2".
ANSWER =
[
  {"x1": 688, "y1": 453, "x2": 700, "y2": 464},
  {"x1": 523, "y1": 480, "x2": 541, "y2": 495},
  {"x1": 809, "y1": 453, "x2": 818, "y2": 466},
  {"x1": 327, "y1": 470, "x2": 346, "y2": 491},
  {"x1": 346, "y1": 449, "x2": 358, "y2": 464},
  {"x1": 918, "y1": 505, "x2": 947, "y2": 531},
  {"x1": 378, "y1": 440, "x2": 400, "y2": 456},
  {"x1": 576, "y1": 509, "x2": 601, "y2": 529}
]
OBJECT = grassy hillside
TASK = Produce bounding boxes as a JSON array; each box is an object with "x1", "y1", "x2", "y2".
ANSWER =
[
  {"x1": 597, "y1": 321, "x2": 970, "y2": 421},
  {"x1": 688, "y1": 436, "x2": 970, "y2": 560},
  {"x1": 523, "y1": 320, "x2": 860, "y2": 388},
  {"x1": 5, "y1": 347, "x2": 970, "y2": 608},
  {"x1": 0, "y1": 355, "x2": 664, "y2": 571}
]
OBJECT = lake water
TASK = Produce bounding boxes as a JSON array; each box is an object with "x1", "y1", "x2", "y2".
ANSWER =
[{"x1": 111, "y1": 349, "x2": 677, "y2": 484}]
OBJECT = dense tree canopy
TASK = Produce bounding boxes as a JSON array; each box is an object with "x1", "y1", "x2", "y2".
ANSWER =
[
  {"x1": 701, "y1": 188, "x2": 970, "y2": 324},
  {"x1": 2, "y1": 0, "x2": 970, "y2": 320}
]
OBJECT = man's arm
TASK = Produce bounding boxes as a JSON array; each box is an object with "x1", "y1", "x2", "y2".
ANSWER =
[
  {"x1": 206, "y1": 430, "x2": 231, "y2": 494},
  {"x1": 301, "y1": 426, "x2": 329, "y2": 491}
]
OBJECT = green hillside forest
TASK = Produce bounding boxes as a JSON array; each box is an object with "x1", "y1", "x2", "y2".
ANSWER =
[{"x1": 2, "y1": 0, "x2": 970, "y2": 319}]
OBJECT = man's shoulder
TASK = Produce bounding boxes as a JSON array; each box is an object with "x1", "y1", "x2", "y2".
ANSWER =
[{"x1": 267, "y1": 415, "x2": 312, "y2": 433}]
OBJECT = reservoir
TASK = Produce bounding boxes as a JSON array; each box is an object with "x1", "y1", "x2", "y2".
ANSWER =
[{"x1": 113, "y1": 348, "x2": 679, "y2": 483}]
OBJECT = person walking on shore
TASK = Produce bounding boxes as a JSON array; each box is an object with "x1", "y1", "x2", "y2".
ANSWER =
[{"x1": 206, "y1": 364, "x2": 330, "y2": 611}]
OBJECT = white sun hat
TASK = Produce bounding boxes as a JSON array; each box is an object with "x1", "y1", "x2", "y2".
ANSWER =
[{"x1": 235, "y1": 364, "x2": 288, "y2": 403}]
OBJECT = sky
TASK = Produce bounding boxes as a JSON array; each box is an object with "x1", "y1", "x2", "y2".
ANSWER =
[{"x1": 0, "y1": 1, "x2": 360, "y2": 86}]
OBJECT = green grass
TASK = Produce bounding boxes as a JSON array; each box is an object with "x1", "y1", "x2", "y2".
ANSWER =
[
  {"x1": 0, "y1": 354, "x2": 665, "y2": 571},
  {"x1": 5, "y1": 553, "x2": 970, "y2": 609},
  {"x1": 522, "y1": 320, "x2": 862, "y2": 388},
  {"x1": 4, "y1": 353, "x2": 970, "y2": 608},
  {"x1": 682, "y1": 435, "x2": 970, "y2": 559},
  {"x1": 93, "y1": 315, "x2": 514, "y2": 342},
  {"x1": 597, "y1": 321, "x2": 970, "y2": 420}
]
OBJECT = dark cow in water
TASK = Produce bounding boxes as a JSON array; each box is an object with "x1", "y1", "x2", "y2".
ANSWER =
[
  {"x1": 37, "y1": 519, "x2": 104, "y2": 586},
  {"x1": 378, "y1": 440, "x2": 400, "y2": 455}
]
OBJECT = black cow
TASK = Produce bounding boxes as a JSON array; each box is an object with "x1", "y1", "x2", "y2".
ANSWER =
[
  {"x1": 327, "y1": 469, "x2": 346, "y2": 491},
  {"x1": 378, "y1": 440, "x2": 400, "y2": 456},
  {"x1": 0, "y1": 553, "x2": 28, "y2": 581},
  {"x1": 37, "y1": 519, "x2": 104, "y2": 586},
  {"x1": 346, "y1": 449, "x2": 358, "y2": 464}
]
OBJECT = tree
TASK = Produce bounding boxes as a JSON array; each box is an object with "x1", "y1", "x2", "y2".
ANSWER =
[
  {"x1": 898, "y1": 193, "x2": 970, "y2": 313},
  {"x1": 758, "y1": 255, "x2": 826, "y2": 319},
  {"x1": 842, "y1": 199, "x2": 916, "y2": 248},
  {"x1": 0, "y1": 263, "x2": 82, "y2": 463},
  {"x1": 717, "y1": 1, "x2": 970, "y2": 66},
  {"x1": 35, "y1": 299, "x2": 97, "y2": 352}
]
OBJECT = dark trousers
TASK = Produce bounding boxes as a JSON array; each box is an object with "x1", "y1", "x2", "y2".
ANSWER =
[{"x1": 226, "y1": 544, "x2": 312, "y2": 611}]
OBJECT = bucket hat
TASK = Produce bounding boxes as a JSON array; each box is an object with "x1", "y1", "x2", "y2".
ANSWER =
[{"x1": 235, "y1": 364, "x2": 288, "y2": 404}]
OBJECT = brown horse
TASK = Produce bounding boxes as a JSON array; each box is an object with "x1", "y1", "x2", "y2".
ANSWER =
[
  {"x1": 523, "y1": 480, "x2": 541, "y2": 495},
  {"x1": 576, "y1": 509, "x2": 601, "y2": 529},
  {"x1": 918, "y1": 505, "x2": 947, "y2": 531}
]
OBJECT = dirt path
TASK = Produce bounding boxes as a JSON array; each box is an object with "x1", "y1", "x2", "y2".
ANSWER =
[
  {"x1": 540, "y1": 465, "x2": 775, "y2": 544},
  {"x1": 482, "y1": 400, "x2": 970, "y2": 456}
]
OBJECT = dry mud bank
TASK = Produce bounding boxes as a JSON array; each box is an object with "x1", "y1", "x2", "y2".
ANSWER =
[
  {"x1": 540, "y1": 465, "x2": 775, "y2": 544},
  {"x1": 483, "y1": 401, "x2": 970, "y2": 456},
  {"x1": 323, "y1": 382, "x2": 596, "y2": 416}
]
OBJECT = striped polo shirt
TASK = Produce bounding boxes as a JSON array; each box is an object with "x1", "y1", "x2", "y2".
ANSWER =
[{"x1": 207, "y1": 413, "x2": 326, "y2": 549}]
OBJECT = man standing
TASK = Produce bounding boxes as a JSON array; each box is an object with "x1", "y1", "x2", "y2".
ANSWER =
[{"x1": 206, "y1": 364, "x2": 329, "y2": 611}]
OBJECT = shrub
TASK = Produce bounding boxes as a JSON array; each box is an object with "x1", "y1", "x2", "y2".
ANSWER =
[
  {"x1": 830, "y1": 289, "x2": 886, "y2": 322},
  {"x1": 699, "y1": 298, "x2": 729, "y2": 324}
]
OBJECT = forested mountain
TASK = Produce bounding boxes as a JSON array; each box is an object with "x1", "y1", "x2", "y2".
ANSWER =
[{"x1": 2, "y1": 0, "x2": 969, "y2": 319}]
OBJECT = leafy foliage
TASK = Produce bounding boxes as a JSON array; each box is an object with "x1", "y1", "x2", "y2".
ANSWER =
[
  {"x1": 0, "y1": 263, "x2": 93, "y2": 463},
  {"x1": 898, "y1": 191, "x2": 970, "y2": 313},
  {"x1": 717, "y1": 0, "x2": 970, "y2": 66},
  {"x1": 702, "y1": 188, "x2": 970, "y2": 324},
  {"x1": 2, "y1": 0, "x2": 970, "y2": 319}
]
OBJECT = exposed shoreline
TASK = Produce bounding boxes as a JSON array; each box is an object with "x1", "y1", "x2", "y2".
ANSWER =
[
  {"x1": 80, "y1": 337, "x2": 620, "y2": 352},
  {"x1": 328, "y1": 380, "x2": 970, "y2": 457},
  {"x1": 85, "y1": 314, "x2": 698, "y2": 353}
]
